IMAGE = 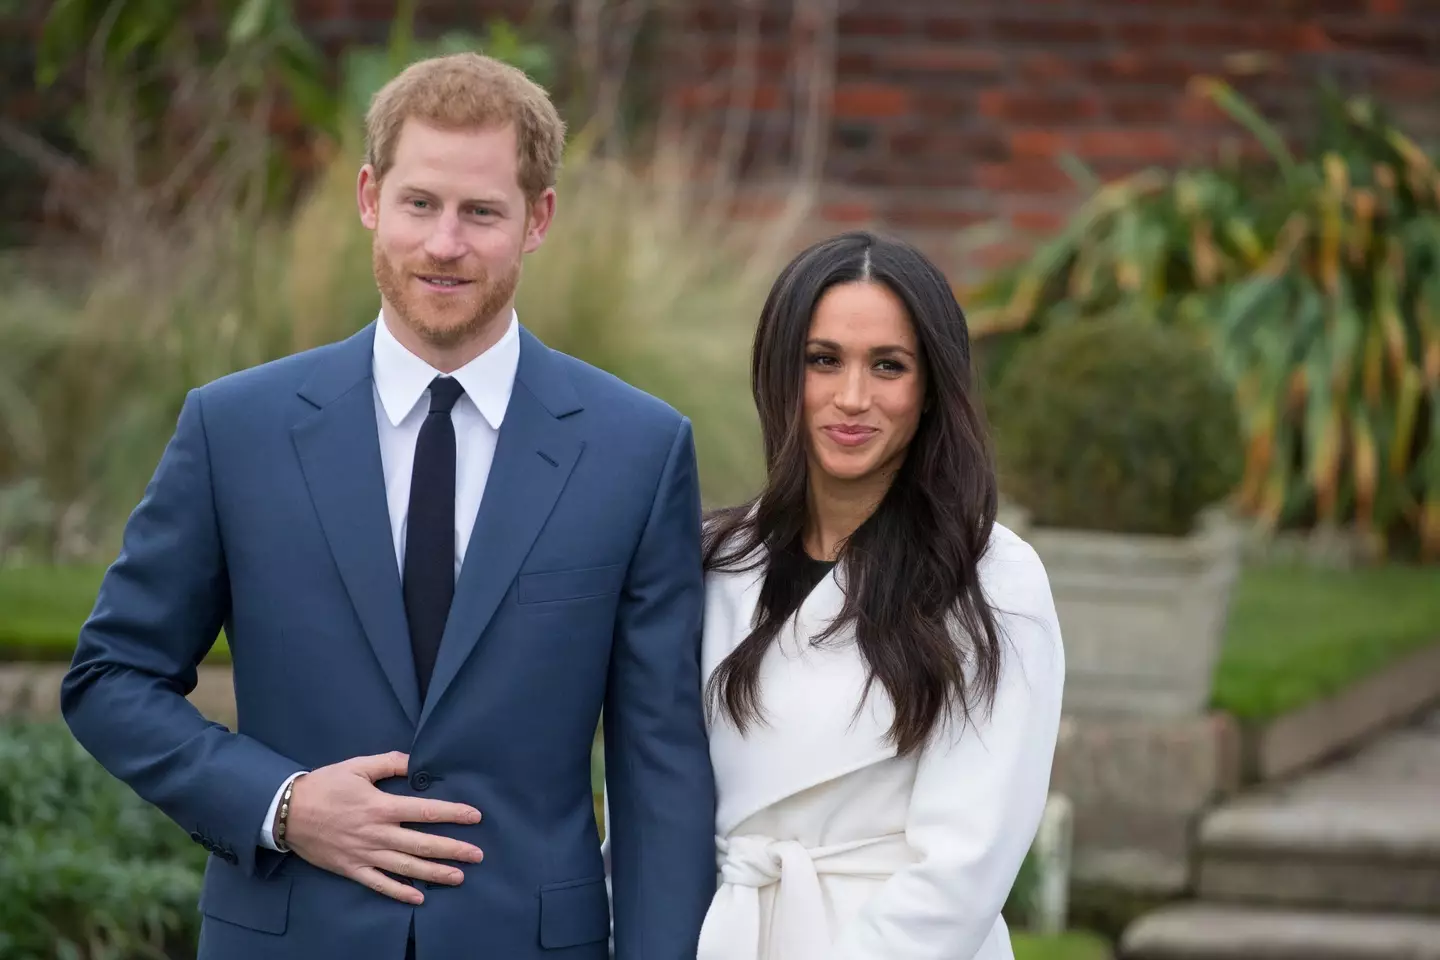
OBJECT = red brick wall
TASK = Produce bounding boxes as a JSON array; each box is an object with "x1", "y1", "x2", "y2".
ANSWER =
[
  {"x1": 6, "y1": 0, "x2": 1439, "y2": 273},
  {"x1": 663, "y1": 0, "x2": 1440, "y2": 275}
]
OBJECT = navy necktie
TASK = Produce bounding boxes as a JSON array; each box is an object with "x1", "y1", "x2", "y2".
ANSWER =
[{"x1": 405, "y1": 375, "x2": 465, "y2": 702}]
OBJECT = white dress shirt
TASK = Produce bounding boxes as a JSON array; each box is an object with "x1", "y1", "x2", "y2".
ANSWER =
[{"x1": 259, "y1": 308, "x2": 520, "y2": 850}]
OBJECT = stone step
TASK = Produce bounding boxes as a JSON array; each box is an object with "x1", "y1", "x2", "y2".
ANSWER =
[
  {"x1": 1198, "y1": 853, "x2": 1440, "y2": 915},
  {"x1": 1195, "y1": 710, "x2": 1440, "y2": 913},
  {"x1": 1119, "y1": 903, "x2": 1440, "y2": 960}
]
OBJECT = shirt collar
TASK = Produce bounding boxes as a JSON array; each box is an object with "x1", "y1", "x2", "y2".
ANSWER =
[{"x1": 372, "y1": 308, "x2": 520, "y2": 430}]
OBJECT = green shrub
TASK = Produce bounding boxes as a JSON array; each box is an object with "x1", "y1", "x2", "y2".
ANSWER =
[
  {"x1": 1002, "y1": 849, "x2": 1041, "y2": 927},
  {"x1": 992, "y1": 311, "x2": 1242, "y2": 536},
  {"x1": 968, "y1": 79, "x2": 1440, "y2": 560},
  {"x1": 0, "y1": 722, "x2": 205, "y2": 960}
]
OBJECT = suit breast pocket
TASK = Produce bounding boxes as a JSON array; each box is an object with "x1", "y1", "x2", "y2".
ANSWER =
[{"x1": 516, "y1": 563, "x2": 625, "y2": 606}]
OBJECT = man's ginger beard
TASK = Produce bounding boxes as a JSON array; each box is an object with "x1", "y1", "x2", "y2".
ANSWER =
[{"x1": 371, "y1": 213, "x2": 522, "y2": 350}]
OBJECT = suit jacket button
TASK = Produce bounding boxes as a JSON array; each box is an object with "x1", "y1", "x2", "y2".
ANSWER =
[{"x1": 410, "y1": 771, "x2": 432, "y2": 791}]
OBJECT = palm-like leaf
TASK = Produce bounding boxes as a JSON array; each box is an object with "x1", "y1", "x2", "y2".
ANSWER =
[{"x1": 975, "y1": 78, "x2": 1440, "y2": 560}]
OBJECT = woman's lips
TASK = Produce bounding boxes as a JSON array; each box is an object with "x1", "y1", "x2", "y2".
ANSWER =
[{"x1": 821, "y1": 425, "x2": 879, "y2": 447}]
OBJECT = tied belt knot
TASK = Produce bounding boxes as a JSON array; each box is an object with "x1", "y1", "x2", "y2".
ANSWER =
[{"x1": 696, "y1": 832, "x2": 911, "y2": 960}]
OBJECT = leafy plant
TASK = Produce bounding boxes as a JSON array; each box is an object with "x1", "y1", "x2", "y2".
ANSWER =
[
  {"x1": 970, "y1": 80, "x2": 1440, "y2": 559},
  {"x1": 36, "y1": 0, "x2": 334, "y2": 135},
  {"x1": 339, "y1": 8, "x2": 556, "y2": 125},
  {"x1": 0, "y1": 721, "x2": 205, "y2": 960},
  {"x1": 1002, "y1": 850, "x2": 1041, "y2": 928},
  {"x1": 992, "y1": 312, "x2": 1242, "y2": 536}
]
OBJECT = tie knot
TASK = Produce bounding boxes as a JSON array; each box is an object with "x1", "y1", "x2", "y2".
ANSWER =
[
  {"x1": 427, "y1": 376, "x2": 465, "y2": 414},
  {"x1": 716, "y1": 836, "x2": 794, "y2": 888}
]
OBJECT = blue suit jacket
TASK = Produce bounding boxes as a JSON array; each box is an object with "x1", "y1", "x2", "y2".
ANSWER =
[{"x1": 61, "y1": 322, "x2": 718, "y2": 960}]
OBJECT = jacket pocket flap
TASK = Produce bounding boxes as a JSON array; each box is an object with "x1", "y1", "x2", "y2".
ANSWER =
[
  {"x1": 538, "y1": 876, "x2": 609, "y2": 949},
  {"x1": 517, "y1": 564, "x2": 624, "y2": 605},
  {"x1": 199, "y1": 859, "x2": 292, "y2": 935}
]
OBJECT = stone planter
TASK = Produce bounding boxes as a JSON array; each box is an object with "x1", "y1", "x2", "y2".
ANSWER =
[{"x1": 1024, "y1": 507, "x2": 1244, "y2": 719}]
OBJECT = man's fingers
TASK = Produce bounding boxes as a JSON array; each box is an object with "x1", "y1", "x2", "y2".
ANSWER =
[
  {"x1": 350, "y1": 751, "x2": 410, "y2": 782},
  {"x1": 352, "y1": 866, "x2": 424, "y2": 905},
  {"x1": 373, "y1": 850, "x2": 467, "y2": 886},
  {"x1": 386, "y1": 797, "x2": 482, "y2": 825},
  {"x1": 389, "y1": 827, "x2": 485, "y2": 864}
]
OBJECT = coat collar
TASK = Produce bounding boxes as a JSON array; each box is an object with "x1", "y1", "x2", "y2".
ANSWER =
[{"x1": 702, "y1": 542, "x2": 898, "y2": 835}]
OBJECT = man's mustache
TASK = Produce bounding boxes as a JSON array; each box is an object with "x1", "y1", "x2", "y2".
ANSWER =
[{"x1": 408, "y1": 260, "x2": 485, "y2": 282}]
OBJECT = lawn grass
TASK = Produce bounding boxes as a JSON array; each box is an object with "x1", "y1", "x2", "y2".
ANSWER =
[
  {"x1": 0, "y1": 565, "x2": 106, "y2": 661},
  {"x1": 1212, "y1": 561, "x2": 1440, "y2": 720},
  {"x1": 1012, "y1": 931, "x2": 1111, "y2": 960},
  {"x1": 0, "y1": 564, "x2": 231, "y2": 663},
  {"x1": 3, "y1": 561, "x2": 1439, "y2": 721}
]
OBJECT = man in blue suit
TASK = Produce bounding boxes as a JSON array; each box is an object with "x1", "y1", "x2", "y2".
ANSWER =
[{"x1": 61, "y1": 52, "x2": 717, "y2": 959}]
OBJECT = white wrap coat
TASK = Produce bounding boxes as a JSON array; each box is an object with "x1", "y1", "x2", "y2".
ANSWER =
[{"x1": 694, "y1": 522, "x2": 1065, "y2": 960}]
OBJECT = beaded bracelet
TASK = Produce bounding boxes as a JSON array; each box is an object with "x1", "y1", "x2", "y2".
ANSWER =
[{"x1": 275, "y1": 775, "x2": 302, "y2": 853}]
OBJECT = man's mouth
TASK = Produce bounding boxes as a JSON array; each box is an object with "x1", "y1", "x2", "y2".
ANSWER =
[{"x1": 417, "y1": 275, "x2": 473, "y2": 289}]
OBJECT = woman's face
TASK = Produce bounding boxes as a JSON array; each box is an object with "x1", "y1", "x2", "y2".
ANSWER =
[{"x1": 802, "y1": 281, "x2": 927, "y2": 486}]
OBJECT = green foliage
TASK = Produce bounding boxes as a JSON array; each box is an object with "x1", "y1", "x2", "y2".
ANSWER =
[
  {"x1": 0, "y1": 722, "x2": 205, "y2": 960},
  {"x1": 335, "y1": 0, "x2": 555, "y2": 128},
  {"x1": 992, "y1": 312, "x2": 1242, "y2": 536},
  {"x1": 340, "y1": 17, "x2": 555, "y2": 124},
  {"x1": 1002, "y1": 849, "x2": 1041, "y2": 927},
  {"x1": 970, "y1": 79, "x2": 1440, "y2": 559},
  {"x1": 28, "y1": 2, "x2": 554, "y2": 238},
  {"x1": 37, "y1": 0, "x2": 334, "y2": 135}
]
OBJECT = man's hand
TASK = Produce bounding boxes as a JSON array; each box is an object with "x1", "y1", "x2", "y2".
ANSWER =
[{"x1": 281, "y1": 752, "x2": 484, "y2": 905}]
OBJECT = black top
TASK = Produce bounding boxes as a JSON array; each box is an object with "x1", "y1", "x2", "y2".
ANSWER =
[{"x1": 797, "y1": 552, "x2": 836, "y2": 596}]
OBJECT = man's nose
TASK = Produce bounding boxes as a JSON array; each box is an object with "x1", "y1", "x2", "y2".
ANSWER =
[{"x1": 424, "y1": 213, "x2": 466, "y2": 261}]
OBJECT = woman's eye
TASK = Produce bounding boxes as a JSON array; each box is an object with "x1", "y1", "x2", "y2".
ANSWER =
[
  {"x1": 806, "y1": 354, "x2": 838, "y2": 367},
  {"x1": 876, "y1": 359, "x2": 907, "y2": 374}
]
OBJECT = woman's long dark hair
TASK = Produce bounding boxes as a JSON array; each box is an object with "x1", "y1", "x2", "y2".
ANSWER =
[{"x1": 704, "y1": 230, "x2": 1002, "y2": 756}]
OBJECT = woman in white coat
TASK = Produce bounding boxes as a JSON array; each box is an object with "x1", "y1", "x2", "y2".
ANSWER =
[{"x1": 694, "y1": 231, "x2": 1065, "y2": 960}]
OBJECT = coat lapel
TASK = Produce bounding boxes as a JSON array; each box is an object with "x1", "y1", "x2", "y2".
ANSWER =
[
  {"x1": 703, "y1": 550, "x2": 899, "y2": 836},
  {"x1": 417, "y1": 329, "x2": 583, "y2": 730},
  {"x1": 292, "y1": 324, "x2": 422, "y2": 725}
]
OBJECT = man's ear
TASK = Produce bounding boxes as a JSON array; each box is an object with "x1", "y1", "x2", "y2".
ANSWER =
[
  {"x1": 522, "y1": 187, "x2": 557, "y2": 254},
  {"x1": 357, "y1": 164, "x2": 381, "y2": 230}
]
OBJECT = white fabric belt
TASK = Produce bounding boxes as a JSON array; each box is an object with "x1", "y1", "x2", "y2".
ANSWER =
[{"x1": 696, "y1": 832, "x2": 911, "y2": 960}]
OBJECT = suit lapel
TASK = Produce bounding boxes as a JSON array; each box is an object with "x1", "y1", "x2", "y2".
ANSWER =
[
  {"x1": 292, "y1": 324, "x2": 422, "y2": 725},
  {"x1": 417, "y1": 330, "x2": 583, "y2": 730}
]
